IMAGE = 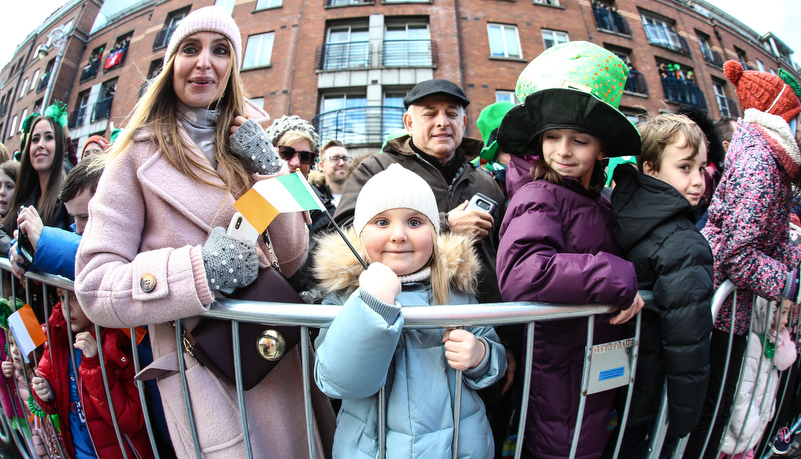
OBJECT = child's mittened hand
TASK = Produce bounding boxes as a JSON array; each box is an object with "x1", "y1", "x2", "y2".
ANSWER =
[
  {"x1": 1, "y1": 360, "x2": 13, "y2": 379},
  {"x1": 442, "y1": 328, "x2": 486, "y2": 371},
  {"x1": 31, "y1": 376, "x2": 52, "y2": 402},
  {"x1": 74, "y1": 332, "x2": 98, "y2": 359},
  {"x1": 359, "y1": 262, "x2": 401, "y2": 305}
]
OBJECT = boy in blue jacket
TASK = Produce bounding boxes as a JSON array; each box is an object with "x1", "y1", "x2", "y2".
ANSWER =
[{"x1": 610, "y1": 113, "x2": 714, "y2": 456}]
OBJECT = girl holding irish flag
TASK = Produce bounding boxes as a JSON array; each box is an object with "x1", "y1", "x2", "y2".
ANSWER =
[{"x1": 73, "y1": 6, "x2": 334, "y2": 458}]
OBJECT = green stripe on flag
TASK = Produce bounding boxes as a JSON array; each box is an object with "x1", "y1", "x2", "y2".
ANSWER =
[{"x1": 277, "y1": 173, "x2": 324, "y2": 211}]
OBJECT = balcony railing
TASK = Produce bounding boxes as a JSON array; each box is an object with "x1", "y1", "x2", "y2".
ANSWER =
[
  {"x1": 624, "y1": 69, "x2": 648, "y2": 95},
  {"x1": 717, "y1": 95, "x2": 739, "y2": 118},
  {"x1": 643, "y1": 24, "x2": 691, "y2": 56},
  {"x1": 661, "y1": 76, "x2": 707, "y2": 109},
  {"x1": 37, "y1": 72, "x2": 51, "y2": 92},
  {"x1": 315, "y1": 41, "x2": 370, "y2": 70},
  {"x1": 382, "y1": 39, "x2": 436, "y2": 67},
  {"x1": 324, "y1": 0, "x2": 373, "y2": 5},
  {"x1": 312, "y1": 105, "x2": 405, "y2": 145},
  {"x1": 79, "y1": 59, "x2": 100, "y2": 83},
  {"x1": 153, "y1": 24, "x2": 179, "y2": 51},
  {"x1": 91, "y1": 96, "x2": 114, "y2": 123},
  {"x1": 104, "y1": 47, "x2": 127, "y2": 71},
  {"x1": 592, "y1": 5, "x2": 631, "y2": 35},
  {"x1": 68, "y1": 105, "x2": 88, "y2": 129},
  {"x1": 700, "y1": 46, "x2": 724, "y2": 68}
]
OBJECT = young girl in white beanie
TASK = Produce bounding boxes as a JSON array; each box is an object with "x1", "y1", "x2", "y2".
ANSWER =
[{"x1": 313, "y1": 163, "x2": 507, "y2": 458}]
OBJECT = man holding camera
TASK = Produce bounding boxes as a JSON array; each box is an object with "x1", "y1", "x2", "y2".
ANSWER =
[{"x1": 333, "y1": 78, "x2": 505, "y2": 303}]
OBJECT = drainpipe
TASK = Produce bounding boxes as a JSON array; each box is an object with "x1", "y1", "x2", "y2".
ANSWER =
[{"x1": 287, "y1": 0, "x2": 307, "y2": 115}]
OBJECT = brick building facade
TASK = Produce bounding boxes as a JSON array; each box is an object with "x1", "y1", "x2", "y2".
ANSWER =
[{"x1": 0, "y1": 0, "x2": 798, "y2": 155}]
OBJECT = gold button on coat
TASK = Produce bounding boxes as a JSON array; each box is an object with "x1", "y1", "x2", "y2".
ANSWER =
[{"x1": 140, "y1": 274, "x2": 157, "y2": 293}]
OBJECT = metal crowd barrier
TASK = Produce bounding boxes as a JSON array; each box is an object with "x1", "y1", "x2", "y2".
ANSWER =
[{"x1": 0, "y1": 259, "x2": 798, "y2": 459}]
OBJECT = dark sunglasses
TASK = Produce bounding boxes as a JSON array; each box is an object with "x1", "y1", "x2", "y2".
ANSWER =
[{"x1": 278, "y1": 145, "x2": 318, "y2": 165}]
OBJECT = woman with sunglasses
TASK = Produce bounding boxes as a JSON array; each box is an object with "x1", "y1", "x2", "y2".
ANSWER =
[
  {"x1": 74, "y1": 7, "x2": 334, "y2": 458},
  {"x1": 265, "y1": 115, "x2": 320, "y2": 179}
]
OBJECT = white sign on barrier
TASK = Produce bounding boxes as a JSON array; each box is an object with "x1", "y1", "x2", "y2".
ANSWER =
[{"x1": 587, "y1": 338, "x2": 634, "y2": 395}]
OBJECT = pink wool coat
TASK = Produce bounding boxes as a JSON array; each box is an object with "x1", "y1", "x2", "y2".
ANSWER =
[{"x1": 75, "y1": 120, "x2": 335, "y2": 458}]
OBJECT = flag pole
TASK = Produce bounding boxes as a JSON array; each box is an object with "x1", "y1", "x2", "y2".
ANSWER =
[{"x1": 323, "y1": 209, "x2": 368, "y2": 269}]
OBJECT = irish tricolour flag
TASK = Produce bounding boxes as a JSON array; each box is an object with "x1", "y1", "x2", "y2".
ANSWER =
[
  {"x1": 8, "y1": 304, "x2": 46, "y2": 364},
  {"x1": 235, "y1": 171, "x2": 326, "y2": 233}
]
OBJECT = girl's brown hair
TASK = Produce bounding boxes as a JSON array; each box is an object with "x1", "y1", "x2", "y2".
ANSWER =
[
  {"x1": 2, "y1": 116, "x2": 66, "y2": 229},
  {"x1": 97, "y1": 35, "x2": 252, "y2": 199}
]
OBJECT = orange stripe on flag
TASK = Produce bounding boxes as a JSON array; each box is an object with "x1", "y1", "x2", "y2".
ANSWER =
[
  {"x1": 121, "y1": 327, "x2": 148, "y2": 345},
  {"x1": 19, "y1": 304, "x2": 45, "y2": 347},
  {"x1": 234, "y1": 188, "x2": 280, "y2": 233}
]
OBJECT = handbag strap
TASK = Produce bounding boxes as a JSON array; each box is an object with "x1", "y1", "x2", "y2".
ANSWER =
[{"x1": 262, "y1": 230, "x2": 281, "y2": 270}]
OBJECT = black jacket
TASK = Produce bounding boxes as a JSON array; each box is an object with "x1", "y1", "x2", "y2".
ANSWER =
[{"x1": 611, "y1": 166, "x2": 714, "y2": 437}]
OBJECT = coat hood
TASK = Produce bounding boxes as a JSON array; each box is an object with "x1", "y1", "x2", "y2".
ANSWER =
[
  {"x1": 313, "y1": 227, "x2": 480, "y2": 297},
  {"x1": 611, "y1": 165, "x2": 697, "y2": 251}
]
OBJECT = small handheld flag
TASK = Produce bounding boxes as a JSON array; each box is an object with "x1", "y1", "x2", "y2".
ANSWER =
[
  {"x1": 8, "y1": 305, "x2": 46, "y2": 364},
  {"x1": 235, "y1": 171, "x2": 325, "y2": 233}
]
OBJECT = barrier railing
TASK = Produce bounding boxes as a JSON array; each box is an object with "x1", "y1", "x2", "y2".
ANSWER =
[{"x1": 0, "y1": 259, "x2": 798, "y2": 459}]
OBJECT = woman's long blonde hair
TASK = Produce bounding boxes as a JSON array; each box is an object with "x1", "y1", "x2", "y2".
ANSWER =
[{"x1": 98, "y1": 36, "x2": 252, "y2": 196}]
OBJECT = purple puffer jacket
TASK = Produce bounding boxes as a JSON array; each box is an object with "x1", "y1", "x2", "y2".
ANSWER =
[
  {"x1": 497, "y1": 156, "x2": 638, "y2": 459},
  {"x1": 702, "y1": 116, "x2": 801, "y2": 335}
]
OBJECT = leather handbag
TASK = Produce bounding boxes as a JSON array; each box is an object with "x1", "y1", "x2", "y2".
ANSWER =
[{"x1": 181, "y1": 265, "x2": 304, "y2": 390}]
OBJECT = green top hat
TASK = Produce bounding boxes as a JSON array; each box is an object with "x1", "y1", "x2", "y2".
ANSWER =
[
  {"x1": 476, "y1": 101, "x2": 516, "y2": 163},
  {"x1": 498, "y1": 41, "x2": 640, "y2": 157}
]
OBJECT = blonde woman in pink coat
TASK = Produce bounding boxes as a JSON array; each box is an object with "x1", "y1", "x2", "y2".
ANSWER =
[{"x1": 74, "y1": 7, "x2": 334, "y2": 458}]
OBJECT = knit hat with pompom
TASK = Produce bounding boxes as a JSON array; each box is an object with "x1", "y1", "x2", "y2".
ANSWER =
[{"x1": 724, "y1": 60, "x2": 801, "y2": 122}]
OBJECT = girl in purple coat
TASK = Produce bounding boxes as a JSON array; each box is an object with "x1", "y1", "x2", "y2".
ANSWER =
[{"x1": 495, "y1": 42, "x2": 643, "y2": 459}]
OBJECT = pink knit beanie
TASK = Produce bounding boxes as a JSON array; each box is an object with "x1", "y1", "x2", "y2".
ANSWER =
[{"x1": 164, "y1": 6, "x2": 242, "y2": 69}]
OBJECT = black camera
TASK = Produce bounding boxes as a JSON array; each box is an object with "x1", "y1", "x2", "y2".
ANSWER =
[{"x1": 16, "y1": 227, "x2": 34, "y2": 270}]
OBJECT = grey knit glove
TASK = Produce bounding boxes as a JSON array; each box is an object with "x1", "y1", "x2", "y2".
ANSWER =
[
  {"x1": 201, "y1": 227, "x2": 258, "y2": 291},
  {"x1": 229, "y1": 119, "x2": 282, "y2": 175}
]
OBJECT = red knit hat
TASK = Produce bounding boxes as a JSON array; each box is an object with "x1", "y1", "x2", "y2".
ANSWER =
[{"x1": 724, "y1": 60, "x2": 801, "y2": 122}]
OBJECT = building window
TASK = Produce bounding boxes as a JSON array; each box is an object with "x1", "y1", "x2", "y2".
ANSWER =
[
  {"x1": 382, "y1": 92, "x2": 406, "y2": 138},
  {"x1": 105, "y1": 33, "x2": 131, "y2": 71},
  {"x1": 697, "y1": 33, "x2": 722, "y2": 67},
  {"x1": 495, "y1": 90, "x2": 519, "y2": 104},
  {"x1": 33, "y1": 98, "x2": 42, "y2": 115},
  {"x1": 713, "y1": 80, "x2": 738, "y2": 118},
  {"x1": 756, "y1": 59, "x2": 765, "y2": 72},
  {"x1": 321, "y1": 26, "x2": 369, "y2": 70},
  {"x1": 19, "y1": 109, "x2": 28, "y2": 134},
  {"x1": 70, "y1": 91, "x2": 91, "y2": 128},
  {"x1": 9, "y1": 116, "x2": 17, "y2": 137},
  {"x1": 488, "y1": 24, "x2": 522, "y2": 58},
  {"x1": 533, "y1": 0, "x2": 559, "y2": 5},
  {"x1": 30, "y1": 70, "x2": 39, "y2": 92},
  {"x1": 154, "y1": 8, "x2": 189, "y2": 50},
  {"x1": 243, "y1": 32, "x2": 275, "y2": 69},
  {"x1": 215, "y1": 0, "x2": 236, "y2": 14},
  {"x1": 770, "y1": 68, "x2": 777, "y2": 75},
  {"x1": 609, "y1": 50, "x2": 646, "y2": 95},
  {"x1": 317, "y1": 93, "x2": 368, "y2": 144},
  {"x1": 658, "y1": 60, "x2": 705, "y2": 109},
  {"x1": 641, "y1": 14, "x2": 689, "y2": 55},
  {"x1": 92, "y1": 80, "x2": 116, "y2": 123},
  {"x1": 19, "y1": 79, "x2": 27, "y2": 99},
  {"x1": 250, "y1": 98, "x2": 264, "y2": 109},
  {"x1": 541, "y1": 29, "x2": 569, "y2": 50},
  {"x1": 592, "y1": 1, "x2": 631, "y2": 35},
  {"x1": 384, "y1": 23, "x2": 432, "y2": 66},
  {"x1": 256, "y1": 0, "x2": 282, "y2": 9}
]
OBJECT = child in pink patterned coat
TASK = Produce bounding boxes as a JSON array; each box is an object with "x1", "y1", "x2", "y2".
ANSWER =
[{"x1": 685, "y1": 62, "x2": 801, "y2": 458}]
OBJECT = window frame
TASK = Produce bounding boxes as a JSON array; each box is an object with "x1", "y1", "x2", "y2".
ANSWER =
[
  {"x1": 541, "y1": 29, "x2": 569, "y2": 50},
  {"x1": 495, "y1": 90, "x2": 519, "y2": 104},
  {"x1": 487, "y1": 23, "x2": 523, "y2": 59},
  {"x1": 242, "y1": 32, "x2": 276, "y2": 70},
  {"x1": 255, "y1": 0, "x2": 283, "y2": 10}
]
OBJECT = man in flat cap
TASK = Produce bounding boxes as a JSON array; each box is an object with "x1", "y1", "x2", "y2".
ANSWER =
[{"x1": 333, "y1": 79, "x2": 505, "y2": 304}]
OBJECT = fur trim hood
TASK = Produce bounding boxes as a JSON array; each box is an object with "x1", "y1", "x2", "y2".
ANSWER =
[{"x1": 313, "y1": 227, "x2": 480, "y2": 297}]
